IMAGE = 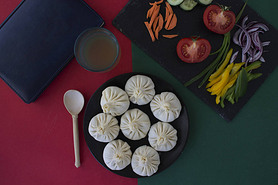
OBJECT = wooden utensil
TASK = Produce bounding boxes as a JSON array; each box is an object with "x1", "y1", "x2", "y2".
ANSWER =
[{"x1": 63, "y1": 90, "x2": 85, "y2": 168}]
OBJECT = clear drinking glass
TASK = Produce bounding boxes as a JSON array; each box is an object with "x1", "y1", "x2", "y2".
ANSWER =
[{"x1": 74, "y1": 27, "x2": 120, "y2": 72}]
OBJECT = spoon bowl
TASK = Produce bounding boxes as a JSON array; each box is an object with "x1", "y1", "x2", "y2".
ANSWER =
[
  {"x1": 63, "y1": 90, "x2": 85, "y2": 168},
  {"x1": 64, "y1": 90, "x2": 84, "y2": 115}
]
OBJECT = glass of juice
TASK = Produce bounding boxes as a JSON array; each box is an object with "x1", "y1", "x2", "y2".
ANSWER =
[{"x1": 74, "y1": 27, "x2": 120, "y2": 72}]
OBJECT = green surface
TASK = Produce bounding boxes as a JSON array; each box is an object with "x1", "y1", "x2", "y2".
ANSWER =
[{"x1": 133, "y1": 1, "x2": 278, "y2": 184}]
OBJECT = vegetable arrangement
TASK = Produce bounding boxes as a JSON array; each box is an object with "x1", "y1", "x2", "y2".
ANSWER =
[
  {"x1": 184, "y1": 3, "x2": 244, "y2": 88},
  {"x1": 182, "y1": 0, "x2": 267, "y2": 108},
  {"x1": 145, "y1": 0, "x2": 269, "y2": 108},
  {"x1": 144, "y1": 0, "x2": 179, "y2": 42},
  {"x1": 206, "y1": 48, "x2": 263, "y2": 107},
  {"x1": 215, "y1": 15, "x2": 269, "y2": 107}
]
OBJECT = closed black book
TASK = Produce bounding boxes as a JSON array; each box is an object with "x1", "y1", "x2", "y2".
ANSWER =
[{"x1": 0, "y1": 0, "x2": 104, "y2": 103}]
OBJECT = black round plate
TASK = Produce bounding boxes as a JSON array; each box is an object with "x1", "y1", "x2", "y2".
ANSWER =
[{"x1": 83, "y1": 72, "x2": 189, "y2": 178}]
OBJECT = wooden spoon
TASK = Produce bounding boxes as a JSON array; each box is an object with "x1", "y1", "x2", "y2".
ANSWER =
[{"x1": 63, "y1": 90, "x2": 84, "y2": 168}]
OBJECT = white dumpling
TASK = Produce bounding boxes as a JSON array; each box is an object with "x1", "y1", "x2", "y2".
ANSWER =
[
  {"x1": 150, "y1": 92, "x2": 182, "y2": 122},
  {"x1": 125, "y1": 75, "x2": 155, "y2": 105},
  {"x1": 88, "y1": 113, "x2": 119, "y2": 143},
  {"x1": 148, "y1": 122, "x2": 178, "y2": 152},
  {"x1": 100, "y1": 86, "x2": 130, "y2": 116},
  {"x1": 131, "y1": 145, "x2": 160, "y2": 176},
  {"x1": 120, "y1": 109, "x2": 151, "y2": 140},
  {"x1": 103, "y1": 139, "x2": 132, "y2": 170}
]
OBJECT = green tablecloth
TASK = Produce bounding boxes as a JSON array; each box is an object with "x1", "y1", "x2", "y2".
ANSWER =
[{"x1": 133, "y1": 0, "x2": 278, "y2": 184}]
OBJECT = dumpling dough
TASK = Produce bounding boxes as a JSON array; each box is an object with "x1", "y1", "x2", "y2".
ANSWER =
[
  {"x1": 125, "y1": 75, "x2": 155, "y2": 105},
  {"x1": 150, "y1": 92, "x2": 182, "y2": 122},
  {"x1": 131, "y1": 145, "x2": 160, "y2": 176},
  {"x1": 120, "y1": 109, "x2": 151, "y2": 140},
  {"x1": 88, "y1": 113, "x2": 119, "y2": 143},
  {"x1": 148, "y1": 122, "x2": 178, "y2": 152},
  {"x1": 103, "y1": 139, "x2": 132, "y2": 170},
  {"x1": 100, "y1": 86, "x2": 130, "y2": 116}
]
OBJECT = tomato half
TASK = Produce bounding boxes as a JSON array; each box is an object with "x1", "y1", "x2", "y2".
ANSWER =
[
  {"x1": 203, "y1": 5, "x2": 236, "y2": 34},
  {"x1": 177, "y1": 37, "x2": 211, "y2": 63}
]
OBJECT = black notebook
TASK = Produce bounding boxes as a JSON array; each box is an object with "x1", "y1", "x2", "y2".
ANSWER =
[{"x1": 0, "y1": 0, "x2": 104, "y2": 103}]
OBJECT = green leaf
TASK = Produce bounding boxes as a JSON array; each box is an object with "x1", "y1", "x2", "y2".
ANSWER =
[
  {"x1": 235, "y1": 0, "x2": 249, "y2": 24},
  {"x1": 235, "y1": 68, "x2": 248, "y2": 102}
]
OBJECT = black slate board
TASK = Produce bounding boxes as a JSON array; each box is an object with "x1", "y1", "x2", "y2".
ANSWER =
[
  {"x1": 83, "y1": 73, "x2": 189, "y2": 178},
  {"x1": 112, "y1": 0, "x2": 278, "y2": 121}
]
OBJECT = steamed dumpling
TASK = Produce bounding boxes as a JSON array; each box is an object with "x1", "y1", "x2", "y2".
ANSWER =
[
  {"x1": 100, "y1": 86, "x2": 130, "y2": 116},
  {"x1": 103, "y1": 139, "x2": 132, "y2": 170},
  {"x1": 148, "y1": 122, "x2": 178, "y2": 152},
  {"x1": 150, "y1": 92, "x2": 182, "y2": 122},
  {"x1": 131, "y1": 145, "x2": 160, "y2": 176},
  {"x1": 125, "y1": 75, "x2": 155, "y2": 105},
  {"x1": 88, "y1": 113, "x2": 119, "y2": 143},
  {"x1": 120, "y1": 109, "x2": 151, "y2": 140}
]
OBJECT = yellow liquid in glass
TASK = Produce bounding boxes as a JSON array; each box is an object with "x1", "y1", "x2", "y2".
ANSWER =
[{"x1": 83, "y1": 35, "x2": 118, "y2": 71}]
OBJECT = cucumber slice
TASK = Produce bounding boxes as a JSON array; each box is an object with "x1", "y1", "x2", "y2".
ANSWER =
[
  {"x1": 198, "y1": 0, "x2": 213, "y2": 5},
  {"x1": 179, "y1": 0, "x2": 198, "y2": 11},
  {"x1": 167, "y1": 0, "x2": 184, "y2": 6}
]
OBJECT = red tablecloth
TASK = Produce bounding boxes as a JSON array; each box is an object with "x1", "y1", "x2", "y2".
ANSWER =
[{"x1": 0, "y1": 0, "x2": 136, "y2": 184}]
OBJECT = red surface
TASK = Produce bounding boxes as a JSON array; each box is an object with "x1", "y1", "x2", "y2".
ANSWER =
[{"x1": 0, "y1": 0, "x2": 136, "y2": 184}]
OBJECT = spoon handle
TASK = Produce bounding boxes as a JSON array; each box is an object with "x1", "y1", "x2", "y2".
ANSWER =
[{"x1": 72, "y1": 115, "x2": 80, "y2": 168}]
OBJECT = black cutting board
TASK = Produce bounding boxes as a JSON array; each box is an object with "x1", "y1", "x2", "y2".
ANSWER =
[{"x1": 113, "y1": 0, "x2": 278, "y2": 121}]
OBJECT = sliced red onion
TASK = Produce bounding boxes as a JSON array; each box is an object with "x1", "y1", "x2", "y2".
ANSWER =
[
  {"x1": 247, "y1": 49, "x2": 253, "y2": 57},
  {"x1": 260, "y1": 56, "x2": 265, "y2": 62},
  {"x1": 238, "y1": 30, "x2": 245, "y2": 46},
  {"x1": 251, "y1": 23, "x2": 269, "y2": 32},
  {"x1": 262, "y1": 41, "x2": 271, "y2": 47},
  {"x1": 246, "y1": 21, "x2": 258, "y2": 28},
  {"x1": 236, "y1": 25, "x2": 252, "y2": 55},
  {"x1": 247, "y1": 27, "x2": 259, "y2": 33},
  {"x1": 230, "y1": 51, "x2": 239, "y2": 63},
  {"x1": 251, "y1": 32, "x2": 262, "y2": 49},
  {"x1": 233, "y1": 17, "x2": 270, "y2": 64},
  {"x1": 253, "y1": 49, "x2": 263, "y2": 61},
  {"x1": 233, "y1": 29, "x2": 241, "y2": 45},
  {"x1": 242, "y1": 53, "x2": 246, "y2": 63},
  {"x1": 241, "y1": 16, "x2": 249, "y2": 28},
  {"x1": 244, "y1": 57, "x2": 251, "y2": 66}
]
